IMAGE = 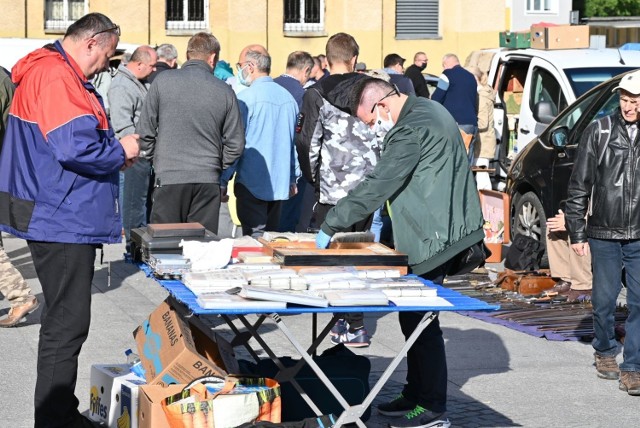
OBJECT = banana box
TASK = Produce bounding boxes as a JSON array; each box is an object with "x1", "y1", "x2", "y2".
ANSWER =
[{"x1": 88, "y1": 364, "x2": 146, "y2": 428}]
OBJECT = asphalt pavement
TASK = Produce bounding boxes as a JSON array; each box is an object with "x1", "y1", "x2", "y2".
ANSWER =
[{"x1": 0, "y1": 205, "x2": 637, "y2": 427}]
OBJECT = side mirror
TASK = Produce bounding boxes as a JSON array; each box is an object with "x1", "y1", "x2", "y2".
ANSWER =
[
  {"x1": 533, "y1": 101, "x2": 556, "y2": 125},
  {"x1": 550, "y1": 126, "x2": 570, "y2": 149}
]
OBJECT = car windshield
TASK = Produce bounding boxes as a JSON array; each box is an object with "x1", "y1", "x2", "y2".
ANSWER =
[{"x1": 565, "y1": 67, "x2": 637, "y2": 97}]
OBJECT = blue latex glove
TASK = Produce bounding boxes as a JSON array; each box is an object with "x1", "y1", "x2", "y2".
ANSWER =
[{"x1": 316, "y1": 230, "x2": 332, "y2": 249}]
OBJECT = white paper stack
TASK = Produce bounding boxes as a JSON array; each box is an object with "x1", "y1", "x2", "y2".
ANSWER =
[
  {"x1": 308, "y1": 279, "x2": 368, "y2": 290},
  {"x1": 364, "y1": 277, "x2": 426, "y2": 288},
  {"x1": 182, "y1": 270, "x2": 248, "y2": 296},
  {"x1": 322, "y1": 289, "x2": 389, "y2": 306},
  {"x1": 380, "y1": 286, "x2": 437, "y2": 297},
  {"x1": 299, "y1": 267, "x2": 359, "y2": 285},
  {"x1": 355, "y1": 269, "x2": 402, "y2": 279},
  {"x1": 197, "y1": 292, "x2": 287, "y2": 310},
  {"x1": 239, "y1": 286, "x2": 329, "y2": 307}
]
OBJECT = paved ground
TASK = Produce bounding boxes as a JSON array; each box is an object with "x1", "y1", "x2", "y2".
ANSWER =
[{"x1": 1, "y1": 207, "x2": 637, "y2": 427}]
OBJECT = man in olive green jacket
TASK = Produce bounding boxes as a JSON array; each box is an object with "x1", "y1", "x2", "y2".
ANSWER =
[{"x1": 316, "y1": 78, "x2": 484, "y2": 428}]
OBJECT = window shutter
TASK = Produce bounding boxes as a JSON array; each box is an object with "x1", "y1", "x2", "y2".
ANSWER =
[{"x1": 396, "y1": 0, "x2": 439, "y2": 39}]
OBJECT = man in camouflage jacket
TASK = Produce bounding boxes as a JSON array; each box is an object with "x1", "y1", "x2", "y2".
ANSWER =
[{"x1": 296, "y1": 33, "x2": 379, "y2": 229}]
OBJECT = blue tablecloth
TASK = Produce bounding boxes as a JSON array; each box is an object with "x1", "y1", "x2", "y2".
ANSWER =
[{"x1": 141, "y1": 264, "x2": 500, "y2": 315}]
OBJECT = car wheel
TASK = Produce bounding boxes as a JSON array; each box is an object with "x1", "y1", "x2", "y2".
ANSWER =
[{"x1": 513, "y1": 191, "x2": 549, "y2": 268}]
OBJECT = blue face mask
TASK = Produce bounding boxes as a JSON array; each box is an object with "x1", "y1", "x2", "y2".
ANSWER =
[{"x1": 237, "y1": 65, "x2": 252, "y2": 87}]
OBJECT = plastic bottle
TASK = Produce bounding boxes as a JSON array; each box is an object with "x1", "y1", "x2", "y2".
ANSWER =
[
  {"x1": 124, "y1": 348, "x2": 146, "y2": 379},
  {"x1": 124, "y1": 348, "x2": 141, "y2": 366}
]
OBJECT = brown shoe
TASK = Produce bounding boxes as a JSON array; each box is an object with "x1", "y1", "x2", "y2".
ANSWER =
[
  {"x1": 551, "y1": 280, "x2": 571, "y2": 293},
  {"x1": 619, "y1": 371, "x2": 640, "y2": 396},
  {"x1": 0, "y1": 296, "x2": 39, "y2": 328},
  {"x1": 595, "y1": 353, "x2": 620, "y2": 380}
]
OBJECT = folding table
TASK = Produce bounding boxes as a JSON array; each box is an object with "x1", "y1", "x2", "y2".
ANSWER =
[{"x1": 145, "y1": 268, "x2": 499, "y2": 427}]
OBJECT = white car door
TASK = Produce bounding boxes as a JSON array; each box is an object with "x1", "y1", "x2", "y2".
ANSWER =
[{"x1": 516, "y1": 58, "x2": 569, "y2": 152}]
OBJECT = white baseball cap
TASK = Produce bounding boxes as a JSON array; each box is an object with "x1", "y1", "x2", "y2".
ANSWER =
[{"x1": 613, "y1": 70, "x2": 640, "y2": 95}]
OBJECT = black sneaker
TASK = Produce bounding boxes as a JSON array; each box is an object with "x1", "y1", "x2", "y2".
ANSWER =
[
  {"x1": 388, "y1": 405, "x2": 451, "y2": 428},
  {"x1": 330, "y1": 327, "x2": 370, "y2": 347},
  {"x1": 330, "y1": 319, "x2": 349, "y2": 337},
  {"x1": 378, "y1": 393, "x2": 416, "y2": 416}
]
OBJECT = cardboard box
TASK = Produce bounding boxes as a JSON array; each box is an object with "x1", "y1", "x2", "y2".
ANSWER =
[
  {"x1": 531, "y1": 25, "x2": 590, "y2": 50},
  {"x1": 133, "y1": 299, "x2": 233, "y2": 386},
  {"x1": 138, "y1": 384, "x2": 184, "y2": 428},
  {"x1": 88, "y1": 364, "x2": 146, "y2": 428},
  {"x1": 499, "y1": 31, "x2": 531, "y2": 48}
]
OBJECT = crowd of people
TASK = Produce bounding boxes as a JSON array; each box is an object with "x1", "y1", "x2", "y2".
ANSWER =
[{"x1": 1, "y1": 10, "x2": 638, "y2": 428}]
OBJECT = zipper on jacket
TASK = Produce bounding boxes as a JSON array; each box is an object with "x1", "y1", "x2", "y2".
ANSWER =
[{"x1": 630, "y1": 130, "x2": 640, "y2": 237}]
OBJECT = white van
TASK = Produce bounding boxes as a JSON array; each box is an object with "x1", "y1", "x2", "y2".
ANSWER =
[{"x1": 467, "y1": 47, "x2": 640, "y2": 186}]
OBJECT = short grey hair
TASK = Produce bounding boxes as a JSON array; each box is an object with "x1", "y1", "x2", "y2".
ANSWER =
[
  {"x1": 156, "y1": 43, "x2": 178, "y2": 61},
  {"x1": 246, "y1": 49, "x2": 271, "y2": 74}
]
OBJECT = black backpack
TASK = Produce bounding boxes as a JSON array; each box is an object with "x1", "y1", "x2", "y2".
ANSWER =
[{"x1": 504, "y1": 234, "x2": 544, "y2": 271}]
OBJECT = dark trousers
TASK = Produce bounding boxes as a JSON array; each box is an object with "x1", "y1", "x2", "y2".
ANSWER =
[
  {"x1": 235, "y1": 182, "x2": 283, "y2": 237},
  {"x1": 28, "y1": 241, "x2": 97, "y2": 428},
  {"x1": 399, "y1": 263, "x2": 449, "y2": 413},
  {"x1": 121, "y1": 158, "x2": 152, "y2": 244},
  {"x1": 314, "y1": 202, "x2": 374, "y2": 331},
  {"x1": 151, "y1": 183, "x2": 221, "y2": 234},
  {"x1": 278, "y1": 176, "x2": 309, "y2": 233}
]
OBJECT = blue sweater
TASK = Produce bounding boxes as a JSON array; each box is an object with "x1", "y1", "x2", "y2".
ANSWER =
[{"x1": 431, "y1": 65, "x2": 478, "y2": 127}]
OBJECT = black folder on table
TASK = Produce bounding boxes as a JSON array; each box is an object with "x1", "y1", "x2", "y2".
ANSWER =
[{"x1": 130, "y1": 224, "x2": 218, "y2": 262}]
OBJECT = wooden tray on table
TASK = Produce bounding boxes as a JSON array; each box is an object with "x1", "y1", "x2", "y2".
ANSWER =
[{"x1": 269, "y1": 242, "x2": 409, "y2": 275}]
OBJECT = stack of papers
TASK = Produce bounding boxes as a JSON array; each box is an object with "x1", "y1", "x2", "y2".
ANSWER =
[
  {"x1": 239, "y1": 286, "x2": 329, "y2": 307},
  {"x1": 197, "y1": 292, "x2": 286, "y2": 310},
  {"x1": 182, "y1": 270, "x2": 247, "y2": 296},
  {"x1": 322, "y1": 289, "x2": 389, "y2": 306}
]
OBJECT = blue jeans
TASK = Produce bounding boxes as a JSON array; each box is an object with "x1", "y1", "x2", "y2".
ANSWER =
[
  {"x1": 120, "y1": 159, "x2": 151, "y2": 244},
  {"x1": 589, "y1": 238, "x2": 640, "y2": 372},
  {"x1": 458, "y1": 124, "x2": 477, "y2": 166},
  {"x1": 370, "y1": 207, "x2": 383, "y2": 243}
]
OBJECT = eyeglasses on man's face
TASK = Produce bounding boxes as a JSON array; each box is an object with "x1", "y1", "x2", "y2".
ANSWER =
[
  {"x1": 91, "y1": 24, "x2": 121, "y2": 38},
  {"x1": 236, "y1": 61, "x2": 253, "y2": 71},
  {"x1": 370, "y1": 85, "x2": 400, "y2": 114}
]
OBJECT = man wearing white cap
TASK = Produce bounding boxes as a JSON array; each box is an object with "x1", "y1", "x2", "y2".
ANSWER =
[{"x1": 566, "y1": 70, "x2": 640, "y2": 395}]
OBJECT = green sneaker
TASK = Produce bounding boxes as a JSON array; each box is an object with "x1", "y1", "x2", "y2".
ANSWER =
[
  {"x1": 388, "y1": 405, "x2": 451, "y2": 428},
  {"x1": 378, "y1": 393, "x2": 416, "y2": 416}
]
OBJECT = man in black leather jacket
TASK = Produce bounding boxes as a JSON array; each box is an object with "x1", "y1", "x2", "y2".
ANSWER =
[{"x1": 566, "y1": 70, "x2": 640, "y2": 396}]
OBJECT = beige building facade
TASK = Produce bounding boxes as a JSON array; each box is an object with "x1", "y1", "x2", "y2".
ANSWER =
[{"x1": 0, "y1": 1, "x2": 573, "y2": 75}]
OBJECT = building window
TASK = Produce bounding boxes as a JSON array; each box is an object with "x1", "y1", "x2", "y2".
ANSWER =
[
  {"x1": 284, "y1": 0, "x2": 324, "y2": 33},
  {"x1": 166, "y1": 0, "x2": 208, "y2": 31},
  {"x1": 396, "y1": 0, "x2": 439, "y2": 39},
  {"x1": 526, "y1": 0, "x2": 558, "y2": 14},
  {"x1": 45, "y1": 0, "x2": 87, "y2": 31}
]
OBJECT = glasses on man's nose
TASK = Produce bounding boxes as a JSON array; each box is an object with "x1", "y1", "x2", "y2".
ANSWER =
[{"x1": 370, "y1": 85, "x2": 400, "y2": 114}]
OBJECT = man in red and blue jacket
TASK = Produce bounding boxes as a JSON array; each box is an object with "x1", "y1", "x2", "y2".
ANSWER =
[{"x1": 0, "y1": 13, "x2": 139, "y2": 428}]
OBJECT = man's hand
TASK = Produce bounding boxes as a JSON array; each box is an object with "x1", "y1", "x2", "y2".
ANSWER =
[
  {"x1": 289, "y1": 183, "x2": 298, "y2": 198},
  {"x1": 221, "y1": 186, "x2": 229, "y2": 203},
  {"x1": 316, "y1": 230, "x2": 331, "y2": 249},
  {"x1": 119, "y1": 134, "x2": 140, "y2": 170},
  {"x1": 547, "y1": 209, "x2": 566, "y2": 232},
  {"x1": 571, "y1": 242, "x2": 590, "y2": 257}
]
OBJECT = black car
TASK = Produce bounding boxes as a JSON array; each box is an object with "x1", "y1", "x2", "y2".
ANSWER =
[{"x1": 506, "y1": 71, "x2": 629, "y2": 263}]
